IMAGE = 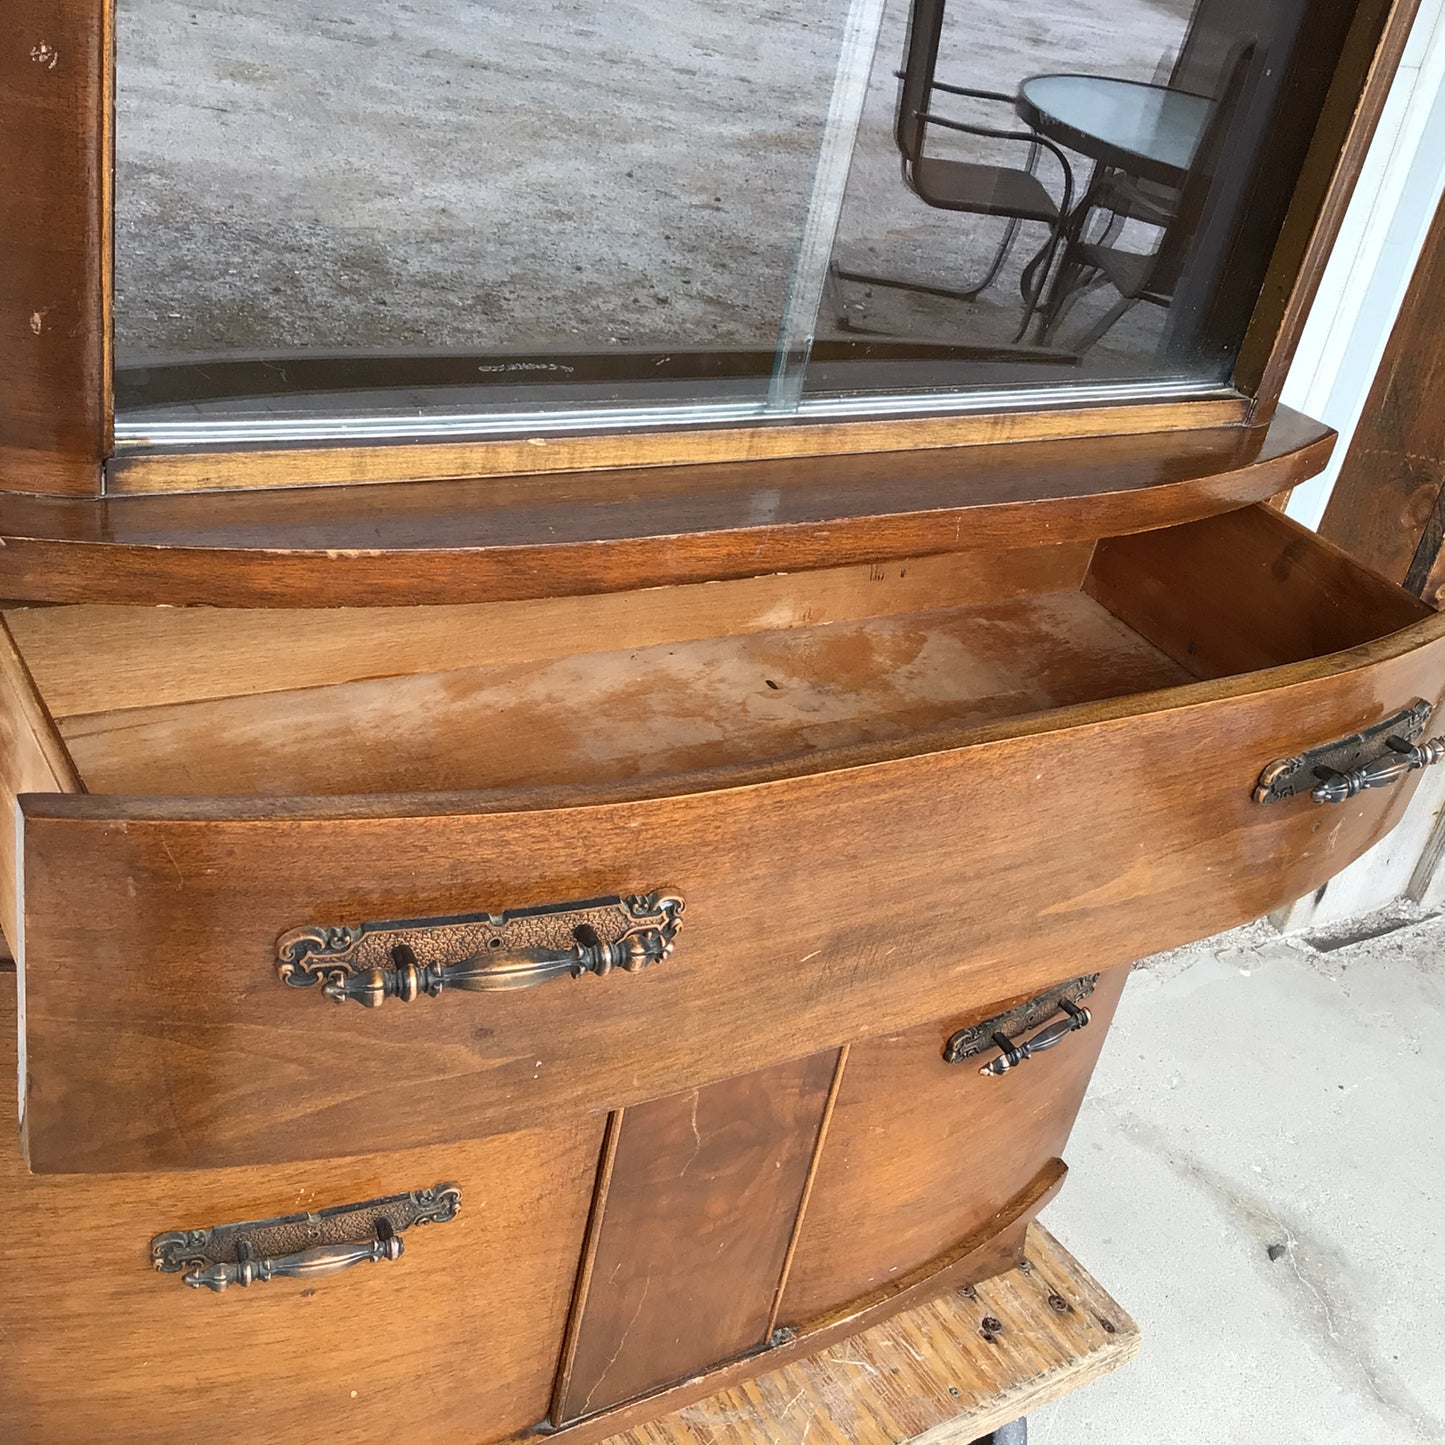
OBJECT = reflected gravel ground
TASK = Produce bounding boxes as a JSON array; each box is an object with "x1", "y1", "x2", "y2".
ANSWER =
[{"x1": 115, "y1": 0, "x2": 1190, "y2": 367}]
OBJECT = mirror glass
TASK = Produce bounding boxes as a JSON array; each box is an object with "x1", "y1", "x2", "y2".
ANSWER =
[{"x1": 113, "y1": 0, "x2": 1355, "y2": 447}]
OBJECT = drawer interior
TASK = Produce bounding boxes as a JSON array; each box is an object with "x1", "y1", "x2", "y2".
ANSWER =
[{"x1": 2, "y1": 505, "x2": 1429, "y2": 801}]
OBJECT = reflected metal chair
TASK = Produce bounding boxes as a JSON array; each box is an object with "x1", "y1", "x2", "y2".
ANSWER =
[
  {"x1": 1070, "y1": 0, "x2": 1262, "y2": 251},
  {"x1": 1039, "y1": 43, "x2": 1256, "y2": 352},
  {"x1": 1169, "y1": 0, "x2": 1262, "y2": 95},
  {"x1": 834, "y1": 0, "x2": 1074, "y2": 340}
]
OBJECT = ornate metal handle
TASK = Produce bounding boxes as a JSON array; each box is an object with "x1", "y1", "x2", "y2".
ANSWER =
[
  {"x1": 1310, "y1": 735, "x2": 1445, "y2": 805},
  {"x1": 277, "y1": 890, "x2": 684, "y2": 1008},
  {"x1": 1254, "y1": 701, "x2": 1439, "y2": 805},
  {"x1": 183, "y1": 1224, "x2": 402, "y2": 1293},
  {"x1": 943, "y1": 975, "x2": 1097, "y2": 1069},
  {"x1": 975, "y1": 997, "x2": 1091, "y2": 1077},
  {"x1": 152, "y1": 1182, "x2": 461, "y2": 1294}
]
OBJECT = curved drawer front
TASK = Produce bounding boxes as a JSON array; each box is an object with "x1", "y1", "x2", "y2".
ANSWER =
[{"x1": 18, "y1": 611, "x2": 1445, "y2": 1173}]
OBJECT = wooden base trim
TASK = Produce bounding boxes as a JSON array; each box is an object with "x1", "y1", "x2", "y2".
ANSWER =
[
  {"x1": 528, "y1": 1159, "x2": 1066, "y2": 1443},
  {"x1": 105, "y1": 400, "x2": 1248, "y2": 497},
  {"x1": 596, "y1": 1224, "x2": 1140, "y2": 1445}
]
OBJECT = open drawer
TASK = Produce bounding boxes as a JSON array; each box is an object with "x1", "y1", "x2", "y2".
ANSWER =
[{"x1": 4, "y1": 503, "x2": 1443, "y2": 1173}]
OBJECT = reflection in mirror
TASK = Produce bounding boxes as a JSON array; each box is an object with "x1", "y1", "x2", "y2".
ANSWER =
[
  {"x1": 115, "y1": 0, "x2": 855, "y2": 431},
  {"x1": 811, "y1": 0, "x2": 1351, "y2": 400},
  {"x1": 112, "y1": 0, "x2": 1356, "y2": 447}
]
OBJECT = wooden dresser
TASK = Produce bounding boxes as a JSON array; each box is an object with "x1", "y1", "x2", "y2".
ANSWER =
[
  {"x1": 2, "y1": 412, "x2": 1444, "y2": 1441},
  {"x1": 1, "y1": 0, "x2": 1436, "y2": 1436}
]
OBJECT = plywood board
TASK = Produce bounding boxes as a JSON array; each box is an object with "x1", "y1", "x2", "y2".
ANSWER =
[{"x1": 601, "y1": 1225, "x2": 1138, "y2": 1444}]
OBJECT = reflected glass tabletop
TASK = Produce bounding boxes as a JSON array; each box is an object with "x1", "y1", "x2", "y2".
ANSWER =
[{"x1": 1016, "y1": 74, "x2": 1211, "y2": 186}]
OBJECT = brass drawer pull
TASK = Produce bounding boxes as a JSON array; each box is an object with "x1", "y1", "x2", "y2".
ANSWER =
[
  {"x1": 276, "y1": 890, "x2": 684, "y2": 1008},
  {"x1": 1253, "y1": 701, "x2": 1443, "y2": 805},
  {"x1": 179, "y1": 1227, "x2": 402, "y2": 1293},
  {"x1": 943, "y1": 974, "x2": 1098, "y2": 1072},
  {"x1": 151, "y1": 1182, "x2": 461, "y2": 1293},
  {"x1": 1309, "y1": 735, "x2": 1445, "y2": 805},
  {"x1": 974, "y1": 997, "x2": 1091, "y2": 1077}
]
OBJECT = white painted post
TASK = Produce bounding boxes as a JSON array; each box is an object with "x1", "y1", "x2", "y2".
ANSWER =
[
  {"x1": 1272, "y1": 0, "x2": 1445, "y2": 930},
  {"x1": 1282, "y1": 1, "x2": 1445, "y2": 531}
]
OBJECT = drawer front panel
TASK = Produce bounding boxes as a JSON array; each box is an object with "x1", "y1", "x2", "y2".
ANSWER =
[
  {"x1": 18, "y1": 623, "x2": 1445, "y2": 1173},
  {"x1": 0, "y1": 979, "x2": 604, "y2": 1445}
]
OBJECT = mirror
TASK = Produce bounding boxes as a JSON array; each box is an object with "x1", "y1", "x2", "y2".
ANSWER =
[{"x1": 113, "y1": 0, "x2": 1354, "y2": 446}]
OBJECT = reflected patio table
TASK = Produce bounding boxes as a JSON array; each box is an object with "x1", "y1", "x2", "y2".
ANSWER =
[{"x1": 1015, "y1": 74, "x2": 1211, "y2": 187}]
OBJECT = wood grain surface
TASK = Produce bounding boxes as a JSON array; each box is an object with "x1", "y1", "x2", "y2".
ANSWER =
[
  {"x1": 557, "y1": 1055, "x2": 837, "y2": 1421},
  {"x1": 2, "y1": 545, "x2": 1095, "y2": 717},
  {"x1": 0, "y1": 619, "x2": 80, "y2": 950},
  {"x1": 599, "y1": 1225, "x2": 1138, "y2": 1445},
  {"x1": 106, "y1": 401, "x2": 1248, "y2": 495},
  {"x1": 1319, "y1": 188, "x2": 1445, "y2": 597},
  {"x1": 17, "y1": 595, "x2": 1445, "y2": 1173},
  {"x1": 779, "y1": 969, "x2": 1129, "y2": 1325},
  {"x1": 0, "y1": 409, "x2": 1331, "y2": 606},
  {"x1": 533, "y1": 1163, "x2": 1064, "y2": 1444},
  {"x1": 51, "y1": 592, "x2": 1191, "y2": 798},
  {"x1": 1087, "y1": 504, "x2": 1430, "y2": 682},
  {"x1": 0, "y1": 975, "x2": 603, "y2": 1444},
  {"x1": 0, "y1": 0, "x2": 107, "y2": 495}
]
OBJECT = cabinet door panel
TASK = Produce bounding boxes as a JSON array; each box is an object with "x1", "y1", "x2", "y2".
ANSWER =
[
  {"x1": 0, "y1": 976, "x2": 603, "y2": 1445},
  {"x1": 779, "y1": 967, "x2": 1128, "y2": 1324},
  {"x1": 556, "y1": 1052, "x2": 837, "y2": 1422}
]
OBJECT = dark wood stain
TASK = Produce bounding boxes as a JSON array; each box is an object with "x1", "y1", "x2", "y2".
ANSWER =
[
  {"x1": 0, "y1": 0, "x2": 107, "y2": 494},
  {"x1": 0, "y1": 409, "x2": 1332, "y2": 605},
  {"x1": 1321, "y1": 188, "x2": 1445, "y2": 600},
  {"x1": 779, "y1": 968, "x2": 1129, "y2": 1325}
]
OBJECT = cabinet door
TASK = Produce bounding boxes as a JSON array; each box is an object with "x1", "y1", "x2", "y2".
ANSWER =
[
  {"x1": 0, "y1": 973, "x2": 604, "y2": 1445},
  {"x1": 779, "y1": 967, "x2": 1129, "y2": 1324},
  {"x1": 554, "y1": 1052, "x2": 838, "y2": 1423}
]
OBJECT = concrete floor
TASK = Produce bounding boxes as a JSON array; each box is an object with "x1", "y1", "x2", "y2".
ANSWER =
[{"x1": 1029, "y1": 907, "x2": 1445, "y2": 1445}]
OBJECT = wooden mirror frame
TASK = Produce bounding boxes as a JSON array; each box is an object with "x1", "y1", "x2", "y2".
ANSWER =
[{"x1": 0, "y1": 0, "x2": 1422, "y2": 607}]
